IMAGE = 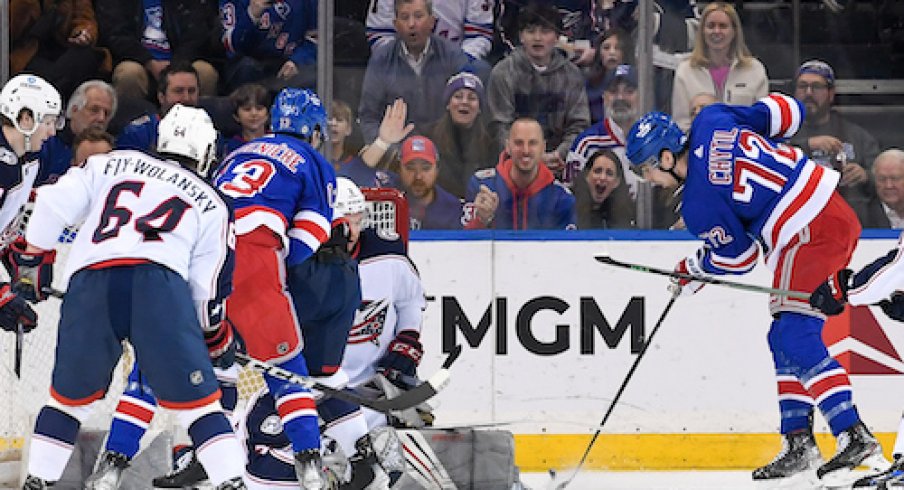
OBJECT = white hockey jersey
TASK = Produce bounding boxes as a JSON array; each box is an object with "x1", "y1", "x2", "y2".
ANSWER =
[
  {"x1": 365, "y1": 0, "x2": 494, "y2": 60},
  {"x1": 25, "y1": 149, "x2": 233, "y2": 304},
  {"x1": 342, "y1": 252, "x2": 426, "y2": 388}
]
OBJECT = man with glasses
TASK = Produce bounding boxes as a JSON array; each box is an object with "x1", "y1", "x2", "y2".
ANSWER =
[
  {"x1": 790, "y1": 60, "x2": 880, "y2": 224},
  {"x1": 863, "y1": 149, "x2": 904, "y2": 228}
]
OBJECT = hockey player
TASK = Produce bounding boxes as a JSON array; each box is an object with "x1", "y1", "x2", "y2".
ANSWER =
[
  {"x1": 234, "y1": 190, "x2": 426, "y2": 489},
  {"x1": 213, "y1": 87, "x2": 338, "y2": 489},
  {"x1": 7, "y1": 104, "x2": 247, "y2": 489},
  {"x1": 625, "y1": 95, "x2": 886, "y2": 486},
  {"x1": 810, "y1": 234, "x2": 904, "y2": 487},
  {"x1": 0, "y1": 74, "x2": 63, "y2": 243}
]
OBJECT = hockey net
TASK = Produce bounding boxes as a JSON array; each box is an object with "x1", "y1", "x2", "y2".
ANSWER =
[{"x1": 0, "y1": 187, "x2": 409, "y2": 472}]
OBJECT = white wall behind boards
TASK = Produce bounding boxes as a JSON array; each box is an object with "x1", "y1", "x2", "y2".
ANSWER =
[{"x1": 408, "y1": 236, "x2": 904, "y2": 435}]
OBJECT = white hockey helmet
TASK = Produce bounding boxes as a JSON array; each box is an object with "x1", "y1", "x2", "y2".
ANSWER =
[
  {"x1": 0, "y1": 74, "x2": 63, "y2": 136},
  {"x1": 333, "y1": 177, "x2": 366, "y2": 220},
  {"x1": 157, "y1": 104, "x2": 217, "y2": 175}
]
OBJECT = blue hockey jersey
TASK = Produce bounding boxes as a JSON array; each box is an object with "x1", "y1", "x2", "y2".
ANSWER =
[
  {"x1": 214, "y1": 133, "x2": 336, "y2": 266},
  {"x1": 220, "y1": 0, "x2": 318, "y2": 66},
  {"x1": 683, "y1": 93, "x2": 840, "y2": 275}
]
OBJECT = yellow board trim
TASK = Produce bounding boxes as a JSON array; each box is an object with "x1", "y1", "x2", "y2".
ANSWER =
[{"x1": 514, "y1": 433, "x2": 897, "y2": 472}]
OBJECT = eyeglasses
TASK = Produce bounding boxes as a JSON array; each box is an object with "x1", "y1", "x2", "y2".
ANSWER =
[{"x1": 795, "y1": 82, "x2": 829, "y2": 93}]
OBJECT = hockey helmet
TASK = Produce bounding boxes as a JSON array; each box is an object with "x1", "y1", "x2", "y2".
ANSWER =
[
  {"x1": 271, "y1": 88, "x2": 328, "y2": 141},
  {"x1": 333, "y1": 177, "x2": 367, "y2": 220},
  {"x1": 626, "y1": 111, "x2": 687, "y2": 168},
  {"x1": 0, "y1": 74, "x2": 63, "y2": 136},
  {"x1": 157, "y1": 104, "x2": 218, "y2": 176}
]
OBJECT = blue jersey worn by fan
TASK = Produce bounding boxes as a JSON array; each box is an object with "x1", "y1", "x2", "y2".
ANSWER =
[
  {"x1": 626, "y1": 94, "x2": 887, "y2": 485},
  {"x1": 220, "y1": 0, "x2": 318, "y2": 67}
]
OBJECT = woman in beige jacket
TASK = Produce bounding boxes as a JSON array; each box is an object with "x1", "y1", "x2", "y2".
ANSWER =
[{"x1": 671, "y1": 2, "x2": 768, "y2": 130}]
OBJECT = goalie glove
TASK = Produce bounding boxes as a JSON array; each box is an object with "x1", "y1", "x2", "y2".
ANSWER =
[
  {"x1": 377, "y1": 330, "x2": 423, "y2": 389},
  {"x1": 669, "y1": 250, "x2": 708, "y2": 297},
  {"x1": 0, "y1": 283, "x2": 37, "y2": 332},
  {"x1": 809, "y1": 269, "x2": 853, "y2": 316},
  {"x1": 1, "y1": 239, "x2": 55, "y2": 302},
  {"x1": 204, "y1": 322, "x2": 236, "y2": 369}
]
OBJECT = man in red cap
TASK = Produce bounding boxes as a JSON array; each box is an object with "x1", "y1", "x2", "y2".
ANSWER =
[{"x1": 399, "y1": 135, "x2": 464, "y2": 229}]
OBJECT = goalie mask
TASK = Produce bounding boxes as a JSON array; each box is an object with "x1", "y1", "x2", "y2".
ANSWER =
[
  {"x1": 157, "y1": 104, "x2": 217, "y2": 176},
  {"x1": 333, "y1": 177, "x2": 367, "y2": 221},
  {"x1": 0, "y1": 74, "x2": 63, "y2": 150}
]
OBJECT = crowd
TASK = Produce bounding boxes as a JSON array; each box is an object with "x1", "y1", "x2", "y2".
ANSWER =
[{"x1": 6, "y1": 0, "x2": 903, "y2": 234}]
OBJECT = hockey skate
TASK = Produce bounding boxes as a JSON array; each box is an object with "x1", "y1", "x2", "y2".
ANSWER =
[
  {"x1": 21, "y1": 475, "x2": 53, "y2": 489},
  {"x1": 213, "y1": 477, "x2": 246, "y2": 489},
  {"x1": 752, "y1": 429, "x2": 822, "y2": 487},
  {"x1": 818, "y1": 422, "x2": 890, "y2": 487},
  {"x1": 295, "y1": 448, "x2": 328, "y2": 490},
  {"x1": 852, "y1": 455, "x2": 904, "y2": 488},
  {"x1": 84, "y1": 450, "x2": 130, "y2": 490},
  {"x1": 152, "y1": 447, "x2": 210, "y2": 488}
]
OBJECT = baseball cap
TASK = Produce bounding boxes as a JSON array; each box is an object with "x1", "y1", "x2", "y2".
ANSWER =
[
  {"x1": 401, "y1": 135, "x2": 438, "y2": 166},
  {"x1": 443, "y1": 72, "x2": 485, "y2": 104},
  {"x1": 796, "y1": 60, "x2": 835, "y2": 86},
  {"x1": 603, "y1": 64, "x2": 638, "y2": 91}
]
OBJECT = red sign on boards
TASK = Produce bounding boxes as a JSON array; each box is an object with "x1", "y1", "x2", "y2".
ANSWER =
[{"x1": 823, "y1": 305, "x2": 904, "y2": 375}]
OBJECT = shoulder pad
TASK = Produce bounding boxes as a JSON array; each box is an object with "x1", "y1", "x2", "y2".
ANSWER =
[
  {"x1": 0, "y1": 148, "x2": 16, "y2": 166},
  {"x1": 474, "y1": 168, "x2": 496, "y2": 179},
  {"x1": 129, "y1": 115, "x2": 151, "y2": 126}
]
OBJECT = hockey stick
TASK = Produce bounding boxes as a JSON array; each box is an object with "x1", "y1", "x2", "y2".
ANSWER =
[
  {"x1": 14, "y1": 322, "x2": 23, "y2": 378},
  {"x1": 42, "y1": 286, "x2": 460, "y2": 412},
  {"x1": 236, "y1": 344, "x2": 460, "y2": 414},
  {"x1": 555, "y1": 296, "x2": 678, "y2": 490},
  {"x1": 595, "y1": 256, "x2": 810, "y2": 299}
]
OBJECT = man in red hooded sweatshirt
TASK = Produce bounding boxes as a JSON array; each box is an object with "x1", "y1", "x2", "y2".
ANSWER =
[{"x1": 464, "y1": 117, "x2": 576, "y2": 229}]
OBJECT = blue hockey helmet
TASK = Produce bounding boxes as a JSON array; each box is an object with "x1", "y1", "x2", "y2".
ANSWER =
[
  {"x1": 271, "y1": 88, "x2": 328, "y2": 140},
  {"x1": 625, "y1": 111, "x2": 687, "y2": 168}
]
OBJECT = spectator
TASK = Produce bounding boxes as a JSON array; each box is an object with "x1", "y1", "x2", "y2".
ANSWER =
[
  {"x1": 71, "y1": 127, "x2": 115, "y2": 167},
  {"x1": 464, "y1": 117, "x2": 576, "y2": 230},
  {"x1": 585, "y1": 28, "x2": 633, "y2": 125},
  {"x1": 116, "y1": 62, "x2": 200, "y2": 152},
  {"x1": 790, "y1": 60, "x2": 880, "y2": 225},
  {"x1": 671, "y1": 1, "x2": 767, "y2": 130},
  {"x1": 219, "y1": 0, "x2": 318, "y2": 94},
  {"x1": 399, "y1": 135, "x2": 463, "y2": 229},
  {"x1": 221, "y1": 83, "x2": 270, "y2": 156},
  {"x1": 366, "y1": 0, "x2": 494, "y2": 63},
  {"x1": 336, "y1": 99, "x2": 410, "y2": 189},
  {"x1": 357, "y1": 0, "x2": 472, "y2": 143},
  {"x1": 37, "y1": 80, "x2": 117, "y2": 186},
  {"x1": 566, "y1": 64, "x2": 642, "y2": 195},
  {"x1": 689, "y1": 91, "x2": 717, "y2": 120},
  {"x1": 423, "y1": 72, "x2": 498, "y2": 199},
  {"x1": 573, "y1": 149, "x2": 635, "y2": 229},
  {"x1": 862, "y1": 149, "x2": 904, "y2": 229},
  {"x1": 328, "y1": 99, "x2": 363, "y2": 166},
  {"x1": 487, "y1": 2, "x2": 590, "y2": 175},
  {"x1": 10, "y1": 0, "x2": 109, "y2": 98},
  {"x1": 496, "y1": 0, "x2": 594, "y2": 66},
  {"x1": 95, "y1": 0, "x2": 218, "y2": 99}
]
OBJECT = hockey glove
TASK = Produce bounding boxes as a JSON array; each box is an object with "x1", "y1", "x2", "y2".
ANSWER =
[
  {"x1": 2, "y1": 239, "x2": 55, "y2": 302},
  {"x1": 669, "y1": 251, "x2": 708, "y2": 297},
  {"x1": 809, "y1": 269, "x2": 853, "y2": 316},
  {"x1": 0, "y1": 283, "x2": 37, "y2": 332},
  {"x1": 377, "y1": 330, "x2": 423, "y2": 389},
  {"x1": 204, "y1": 322, "x2": 236, "y2": 369},
  {"x1": 879, "y1": 293, "x2": 904, "y2": 322}
]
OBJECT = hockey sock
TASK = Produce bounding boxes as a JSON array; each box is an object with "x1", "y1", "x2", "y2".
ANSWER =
[
  {"x1": 188, "y1": 411, "x2": 245, "y2": 486},
  {"x1": 27, "y1": 406, "x2": 82, "y2": 482},
  {"x1": 804, "y1": 356, "x2": 857, "y2": 436},
  {"x1": 107, "y1": 366, "x2": 157, "y2": 459},
  {"x1": 774, "y1": 372, "x2": 815, "y2": 434},
  {"x1": 320, "y1": 397, "x2": 369, "y2": 458},
  {"x1": 265, "y1": 356, "x2": 320, "y2": 453}
]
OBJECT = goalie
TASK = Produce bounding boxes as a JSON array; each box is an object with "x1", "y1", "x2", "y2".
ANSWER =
[{"x1": 235, "y1": 188, "x2": 437, "y2": 489}]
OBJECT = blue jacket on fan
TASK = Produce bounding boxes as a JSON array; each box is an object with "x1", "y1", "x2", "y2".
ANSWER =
[
  {"x1": 464, "y1": 155, "x2": 576, "y2": 230},
  {"x1": 36, "y1": 126, "x2": 75, "y2": 185},
  {"x1": 220, "y1": 0, "x2": 318, "y2": 66},
  {"x1": 116, "y1": 113, "x2": 160, "y2": 152}
]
